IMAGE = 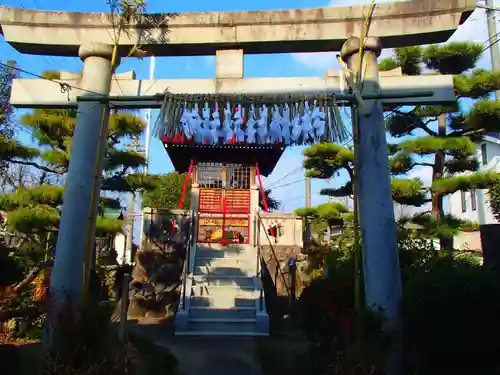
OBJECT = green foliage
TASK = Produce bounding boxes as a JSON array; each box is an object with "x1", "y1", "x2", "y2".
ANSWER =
[
  {"x1": 259, "y1": 188, "x2": 281, "y2": 211},
  {"x1": 398, "y1": 212, "x2": 478, "y2": 239},
  {"x1": 296, "y1": 226, "x2": 495, "y2": 375},
  {"x1": 454, "y1": 69, "x2": 500, "y2": 99},
  {"x1": 402, "y1": 260, "x2": 500, "y2": 375},
  {"x1": 296, "y1": 202, "x2": 350, "y2": 235},
  {"x1": 303, "y1": 142, "x2": 353, "y2": 179},
  {"x1": 303, "y1": 142, "x2": 427, "y2": 207},
  {"x1": 0, "y1": 70, "x2": 162, "y2": 242},
  {"x1": 466, "y1": 99, "x2": 500, "y2": 134},
  {"x1": 34, "y1": 298, "x2": 178, "y2": 375},
  {"x1": 431, "y1": 171, "x2": 500, "y2": 196},
  {"x1": 489, "y1": 179, "x2": 500, "y2": 222},
  {"x1": 391, "y1": 178, "x2": 427, "y2": 206},
  {"x1": 377, "y1": 58, "x2": 399, "y2": 72},
  {"x1": 6, "y1": 205, "x2": 60, "y2": 233},
  {"x1": 379, "y1": 46, "x2": 422, "y2": 75},
  {"x1": 0, "y1": 240, "x2": 25, "y2": 287},
  {"x1": 0, "y1": 136, "x2": 40, "y2": 160},
  {"x1": 141, "y1": 172, "x2": 190, "y2": 209},
  {"x1": 397, "y1": 136, "x2": 476, "y2": 156},
  {"x1": 0, "y1": 185, "x2": 124, "y2": 236},
  {"x1": 423, "y1": 42, "x2": 483, "y2": 74},
  {"x1": 378, "y1": 42, "x2": 500, "y2": 246}
]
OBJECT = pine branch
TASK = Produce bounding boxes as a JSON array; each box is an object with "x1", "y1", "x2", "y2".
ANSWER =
[
  {"x1": 413, "y1": 162, "x2": 434, "y2": 168},
  {"x1": 386, "y1": 113, "x2": 438, "y2": 138},
  {"x1": 321, "y1": 182, "x2": 353, "y2": 197},
  {"x1": 400, "y1": 212, "x2": 478, "y2": 238},
  {"x1": 389, "y1": 152, "x2": 414, "y2": 175},
  {"x1": 423, "y1": 42, "x2": 483, "y2": 75},
  {"x1": 431, "y1": 172, "x2": 500, "y2": 197},
  {"x1": 454, "y1": 69, "x2": 500, "y2": 99},
  {"x1": 398, "y1": 136, "x2": 476, "y2": 157},
  {"x1": 5, "y1": 158, "x2": 66, "y2": 175},
  {"x1": 391, "y1": 178, "x2": 427, "y2": 207}
]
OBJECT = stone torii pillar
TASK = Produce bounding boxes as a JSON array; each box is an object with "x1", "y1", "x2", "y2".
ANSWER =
[
  {"x1": 50, "y1": 42, "x2": 115, "y2": 306},
  {"x1": 341, "y1": 37, "x2": 402, "y2": 325}
]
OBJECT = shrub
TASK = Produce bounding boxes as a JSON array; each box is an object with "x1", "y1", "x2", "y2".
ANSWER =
[{"x1": 402, "y1": 258, "x2": 500, "y2": 375}]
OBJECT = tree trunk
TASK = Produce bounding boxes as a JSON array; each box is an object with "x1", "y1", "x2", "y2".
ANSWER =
[{"x1": 432, "y1": 113, "x2": 453, "y2": 251}]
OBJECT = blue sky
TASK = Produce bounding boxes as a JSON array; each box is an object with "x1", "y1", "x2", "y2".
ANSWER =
[{"x1": 0, "y1": 0, "x2": 496, "y2": 215}]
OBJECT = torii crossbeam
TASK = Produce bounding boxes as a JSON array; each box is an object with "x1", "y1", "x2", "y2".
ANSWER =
[{"x1": 10, "y1": 68, "x2": 455, "y2": 109}]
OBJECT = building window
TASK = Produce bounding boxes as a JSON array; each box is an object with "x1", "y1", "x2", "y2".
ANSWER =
[
  {"x1": 471, "y1": 189, "x2": 477, "y2": 211},
  {"x1": 461, "y1": 190, "x2": 467, "y2": 213},
  {"x1": 481, "y1": 143, "x2": 488, "y2": 165}
]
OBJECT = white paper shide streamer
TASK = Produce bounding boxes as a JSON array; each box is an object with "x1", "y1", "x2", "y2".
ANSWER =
[{"x1": 154, "y1": 95, "x2": 348, "y2": 145}]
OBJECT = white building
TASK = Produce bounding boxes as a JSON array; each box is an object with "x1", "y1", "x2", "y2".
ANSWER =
[{"x1": 447, "y1": 135, "x2": 500, "y2": 225}]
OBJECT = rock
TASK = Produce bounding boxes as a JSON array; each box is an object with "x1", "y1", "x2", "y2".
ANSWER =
[{"x1": 126, "y1": 217, "x2": 188, "y2": 320}]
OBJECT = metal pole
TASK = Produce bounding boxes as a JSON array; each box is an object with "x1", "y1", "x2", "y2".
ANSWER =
[
  {"x1": 486, "y1": 0, "x2": 500, "y2": 99},
  {"x1": 305, "y1": 176, "x2": 311, "y2": 243},
  {"x1": 144, "y1": 56, "x2": 155, "y2": 175},
  {"x1": 75, "y1": 90, "x2": 435, "y2": 105},
  {"x1": 139, "y1": 56, "x2": 156, "y2": 247},
  {"x1": 125, "y1": 193, "x2": 135, "y2": 264},
  {"x1": 119, "y1": 273, "x2": 131, "y2": 342},
  {"x1": 340, "y1": 37, "x2": 402, "y2": 325}
]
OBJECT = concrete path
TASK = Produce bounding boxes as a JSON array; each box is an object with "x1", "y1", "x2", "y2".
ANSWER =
[
  {"x1": 129, "y1": 320, "x2": 264, "y2": 375},
  {"x1": 168, "y1": 337, "x2": 263, "y2": 375}
]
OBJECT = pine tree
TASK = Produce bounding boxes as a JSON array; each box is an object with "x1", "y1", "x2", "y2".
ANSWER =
[
  {"x1": 380, "y1": 42, "x2": 500, "y2": 246},
  {"x1": 295, "y1": 201, "x2": 352, "y2": 237},
  {"x1": 302, "y1": 42, "x2": 500, "y2": 245},
  {"x1": 303, "y1": 142, "x2": 427, "y2": 208},
  {"x1": 0, "y1": 71, "x2": 160, "y2": 249},
  {"x1": 142, "y1": 172, "x2": 190, "y2": 209}
]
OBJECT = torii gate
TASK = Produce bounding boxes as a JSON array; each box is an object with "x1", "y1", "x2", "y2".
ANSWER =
[{"x1": 0, "y1": 0, "x2": 475, "y2": 325}]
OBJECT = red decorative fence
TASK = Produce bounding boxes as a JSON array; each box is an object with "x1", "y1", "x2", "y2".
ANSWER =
[
  {"x1": 197, "y1": 188, "x2": 251, "y2": 244},
  {"x1": 199, "y1": 188, "x2": 251, "y2": 214}
]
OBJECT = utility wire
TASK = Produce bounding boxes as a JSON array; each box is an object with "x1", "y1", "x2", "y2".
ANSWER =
[
  {"x1": 0, "y1": 60, "x2": 106, "y2": 97},
  {"x1": 267, "y1": 166, "x2": 302, "y2": 188},
  {"x1": 270, "y1": 179, "x2": 305, "y2": 190},
  {"x1": 482, "y1": 30, "x2": 500, "y2": 54}
]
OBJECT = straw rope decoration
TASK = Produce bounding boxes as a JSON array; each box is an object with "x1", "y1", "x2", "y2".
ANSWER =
[{"x1": 153, "y1": 92, "x2": 348, "y2": 145}]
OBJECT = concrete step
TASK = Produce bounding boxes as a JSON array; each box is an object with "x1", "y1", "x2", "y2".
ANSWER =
[
  {"x1": 174, "y1": 330, "x2": 268, "y2": 337},
  {"x1": 190, "y1": 283, "x2": 257, "y2": 298},
  {"x1": 192, "y1": 274, "x2": 254, "y2": 288},
  {"x1": 187, "y1": 318, "x2": 256, "y2": 332},
  {"x1": 193, "y1": 265, "x2": 255, "y2": 277},
  {"x1": 194, "y1": 256, "x2": 253, "y2": 268},
  {"x1": 189, "y1": 306, "x2": 256, "y2": 320},
  {"x1": 195, "y1": 248, "x2": 249, "y2": 260},
  {"x1": 190, "y1": 295, "x2": 257, "y2": 308}
]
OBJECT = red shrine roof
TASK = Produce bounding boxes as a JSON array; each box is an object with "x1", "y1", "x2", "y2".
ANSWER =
[{"x1": 160, "y1": 136, "x2": 285, "y2": 177}]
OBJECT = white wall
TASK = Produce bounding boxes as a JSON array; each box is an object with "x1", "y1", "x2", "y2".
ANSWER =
[
  {"x1": 114, "y1": 233, "x2": 132, "y2": 265},
  {"x1": 447, "y1": 137, "x2": 500, "y2": 224}
]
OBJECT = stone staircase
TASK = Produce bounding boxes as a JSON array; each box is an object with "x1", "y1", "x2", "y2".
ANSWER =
[{"x1": 175, "y1": 244, "x2": 269, "y2": 336}]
